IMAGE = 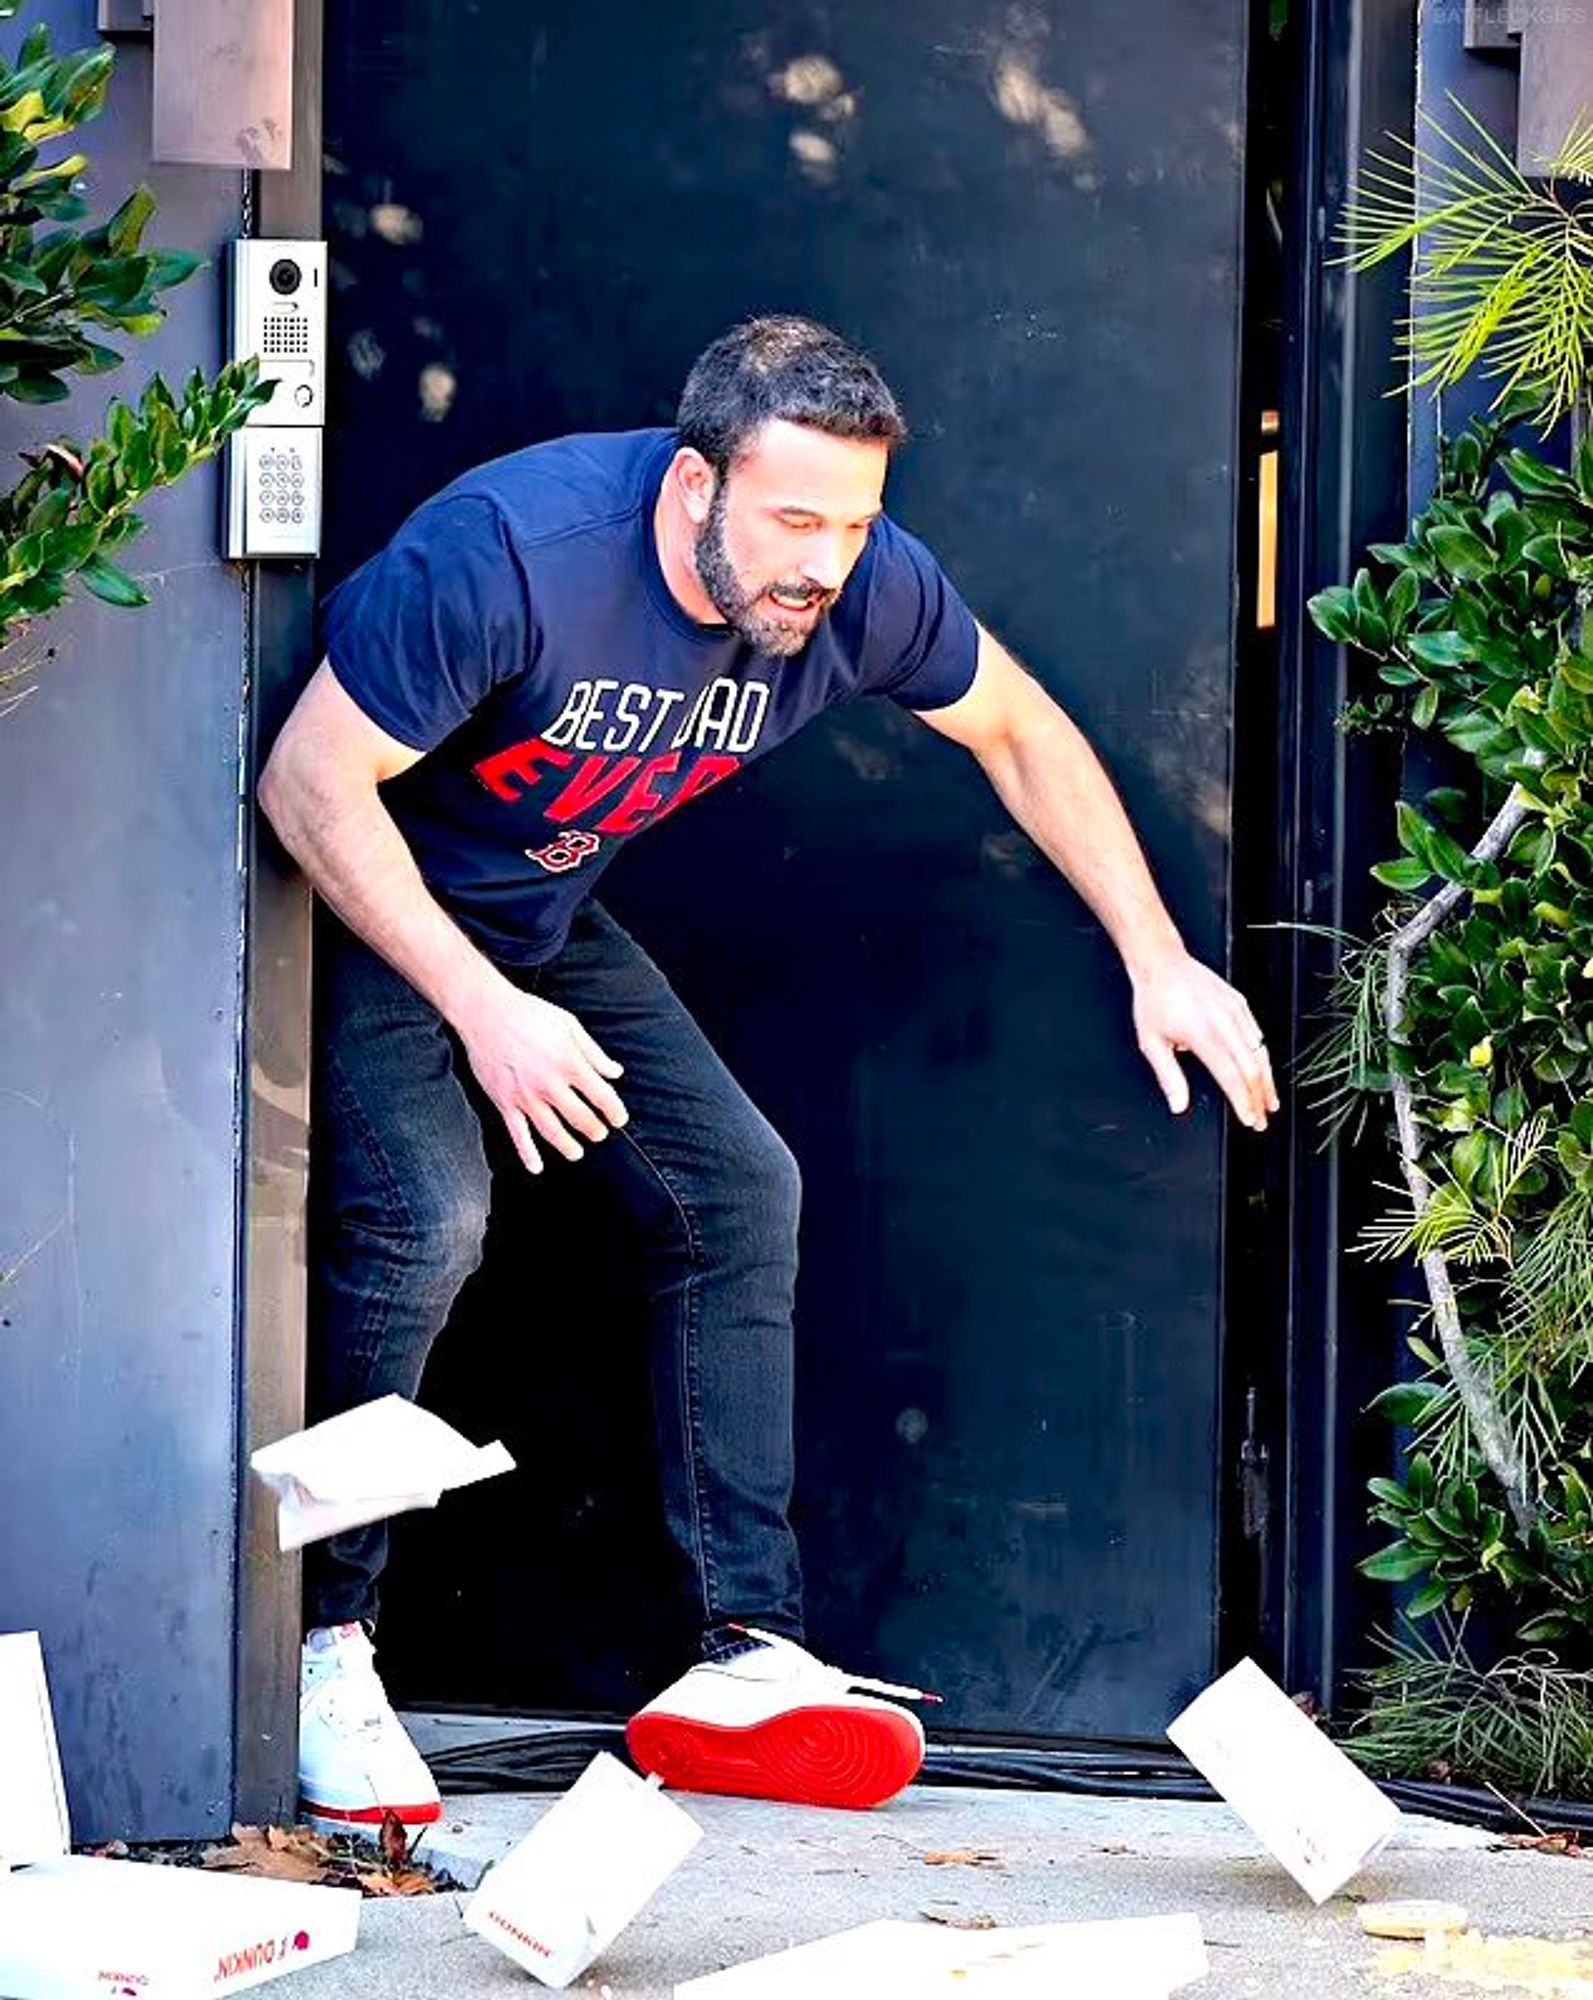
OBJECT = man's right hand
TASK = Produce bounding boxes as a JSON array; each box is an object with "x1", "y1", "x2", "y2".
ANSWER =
[{"x1": 456, "y1": 983, "x2": 629, "y2": 1172}]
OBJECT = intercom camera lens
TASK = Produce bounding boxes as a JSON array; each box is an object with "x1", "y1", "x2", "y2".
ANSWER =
[{"x1": 268, "y1": 258, "x2": 302, "y2": 296}]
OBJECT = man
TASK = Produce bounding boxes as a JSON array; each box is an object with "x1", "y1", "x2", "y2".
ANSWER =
[{"x1": 260, "y1": 316, "x2": 1277, "y2": 1830}]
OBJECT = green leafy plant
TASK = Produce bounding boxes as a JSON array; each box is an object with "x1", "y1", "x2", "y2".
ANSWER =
[
  {"x1": 0, "y1": 21, "x2": 273, "y2": 712},
  {"x1": 1338, "y1": 97, "x2": 1593, "y2": 429},
  {"x1": 1307, "y1": 393, "x2": 1593, "y2": 1664},
  {"x1": 1346, "y1": 1622, "x2": 1593, "y2": 1797}
]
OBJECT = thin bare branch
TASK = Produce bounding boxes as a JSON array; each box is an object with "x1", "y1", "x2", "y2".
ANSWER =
[{"x1": 1385, "y1": 787, "x2": 1539, "y2": 1535}]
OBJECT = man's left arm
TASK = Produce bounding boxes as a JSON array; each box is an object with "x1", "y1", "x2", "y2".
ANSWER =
[{"x1": 916, "y1": 624, "x2": 1279, "y2": 1132}]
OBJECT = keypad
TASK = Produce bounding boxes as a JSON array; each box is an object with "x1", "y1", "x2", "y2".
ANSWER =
[{"x1": 258, "y1": 446, "x2": 307, "y2": 527}]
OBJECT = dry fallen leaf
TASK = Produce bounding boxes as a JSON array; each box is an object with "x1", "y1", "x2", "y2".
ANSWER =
[
  {"x1": 378, "y1": 1809, "x2": 410, "y2": 1870},
  {"x1": 922, "y1": 1849, "x2": 1005, "y2": 1870},
  {"x1": 1499, "y1": 1831, "x2": 1587, "y2": 1858},
  {"x1": 197, "y1": 1821, "x2": 445, "y2": 1897},
  {"x1": 920, "y1": 1909, "x2": 999, "y2": 1930},
  {"x1": 354, "y1": 1866, "x2": 436, "y2": 1898},
  {"x1": 201, "y1": 1824, "x2": 335, "y2": 1885}
]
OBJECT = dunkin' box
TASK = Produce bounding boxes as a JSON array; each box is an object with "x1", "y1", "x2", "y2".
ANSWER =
[
  {"x1": 0, "y1": 1632, "x2": 361, "y2": 2000},
  {"x1": 1167, "y1": 1657, "x2": 1401, "y2": 1903}
]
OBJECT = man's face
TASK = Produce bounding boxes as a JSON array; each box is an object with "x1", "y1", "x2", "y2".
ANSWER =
[{"x1": 691, "y1": 419, "x2": 889, "y2": 657}]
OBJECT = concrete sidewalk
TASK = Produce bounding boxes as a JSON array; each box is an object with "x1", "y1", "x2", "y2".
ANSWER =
[{"x1": 279, "y1": 1786, "x2": 1591, "y2": 1999}]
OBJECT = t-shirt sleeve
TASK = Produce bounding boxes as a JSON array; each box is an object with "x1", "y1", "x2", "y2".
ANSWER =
[
  {"x1": 320, "y1": 494, "x2": 532, "y2": 752},
  {"x1": 855, "y1": 515, "x2": 979, "y2": 710}
]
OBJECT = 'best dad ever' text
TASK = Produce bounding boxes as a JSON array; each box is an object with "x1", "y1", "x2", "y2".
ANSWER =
[{"x1": 472, "y1": 673, "x2": 772, "y2": 839}]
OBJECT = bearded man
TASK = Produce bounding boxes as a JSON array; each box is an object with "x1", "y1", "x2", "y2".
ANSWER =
[{"x1": 259, "y1": 315, "x2": 1277, "y2": 1831}]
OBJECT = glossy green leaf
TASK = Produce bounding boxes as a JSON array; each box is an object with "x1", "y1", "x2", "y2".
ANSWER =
[
  {"x1": 1369, "y1": 1381, "x2": 1445, "y2": 1425},
  {"x1": 1407, "y1": 629, "x2": 1477, "y2": 668},
  {"x1": 1371, "y1": 856, "x2": 1433, "y2": 892},
  {"x1": 1428, "y1": 525, "x2": 1496, "y2": 579},
  {"x1": 75, "y1": 552, "x2": 146, "y2": 607},
  {"x1": 1360, "y1": 1542, "x2": 1435, "y2": 1583}
]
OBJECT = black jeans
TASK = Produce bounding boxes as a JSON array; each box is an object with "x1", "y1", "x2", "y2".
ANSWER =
[{"x1": 303, "y1": 901, "x2": 805, "y2": 1655}]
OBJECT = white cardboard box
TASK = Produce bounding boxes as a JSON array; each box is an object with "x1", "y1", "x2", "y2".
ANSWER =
[
  {"x1": 0, "y1": 1631, "x2": 70, "y2": 1866},
  {"x1": 464, "y1": 1753, "x2": 702, "y2": 1988},
  {"x1": 1167, "y1": 1656, "x2": 1402, "y2": 1903},
  {"x1": 0, "y1": 1629, "x2": 361, "y2": 2000},
  {"x1": 0, "y1": 1854, "x2": 362, "y2": 2000},
  {"x1": 673, "y1": 1912, "x2": 1208, "y2": 1999}
]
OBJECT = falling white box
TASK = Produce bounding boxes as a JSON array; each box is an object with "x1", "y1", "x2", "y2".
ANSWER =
[
  {"x1": 1167, "y1": 1656, "x2": 1402, "y2": 1903},
  {"x1": 673, "y1": 1913, "x2": 1208, "y2": 1999},
  {"x1": 250, "y1": 1392, "x2": 515, "y2": 1550},
  {"x1": 464, "y1": 1753, "x2": 702, "y2": 1988},
  {"x1": 0, "y1": 1629, "x2": 360, "y2": 2000},
  {"x1": 0, "y1": 1632, "x2": 70, "y2": 1866}
]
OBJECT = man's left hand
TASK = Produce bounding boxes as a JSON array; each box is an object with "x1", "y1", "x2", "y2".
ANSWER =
[{"x1": 1131, "y1": 952, "x2": 1279, "y2": 1132}]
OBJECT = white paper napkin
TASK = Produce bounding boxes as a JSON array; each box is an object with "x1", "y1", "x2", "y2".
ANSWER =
[{"x1": 250, "y1": 1394, "x2": 514, "y2": 1551}]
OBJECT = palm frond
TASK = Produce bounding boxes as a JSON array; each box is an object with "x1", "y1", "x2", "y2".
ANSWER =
[
  {"x1": 1532, "y1": 108, "x2": 1593, "y2": 187},
  {"x1": 1361, "y1": 1178, "x2": 1512, "y2": 1266},
  {"x1": 1502, "y1": 1186, "x2": 1593, "y2": 1361},
  {"x1": 1293, "y1": 930, "x2": 1388, "y2": 1146},
  {"x1": 1347, "y1": 1628, "x2": 1593, "y2": 1797},
  {"x1": 1360, "y1": 1118, "x2": 1549, "y2": 1269},
  {"x1": 1334, "y1": 94, "x2": 1593, "y2": 427}
]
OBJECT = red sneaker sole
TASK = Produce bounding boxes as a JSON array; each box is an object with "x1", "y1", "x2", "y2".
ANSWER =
[
  {"x1": 626, "y1": 1702, "x2": 923, "y2": 1810},
  {"x1": 299, "y1": 1797, "x2": 442, "y2": 1827}
]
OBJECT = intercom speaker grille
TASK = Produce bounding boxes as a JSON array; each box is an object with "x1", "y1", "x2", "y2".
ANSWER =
[{"x1": 262, "y1": 311, "x2": 310, "y2": 357}]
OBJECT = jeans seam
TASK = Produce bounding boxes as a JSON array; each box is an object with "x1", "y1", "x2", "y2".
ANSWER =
[
  {"x1": 612, "y1": 1121, "x2": 720, "y2": 1627},
  {"x1": 319, "y1": 1046, "x2": 418, "y2": 1385}
]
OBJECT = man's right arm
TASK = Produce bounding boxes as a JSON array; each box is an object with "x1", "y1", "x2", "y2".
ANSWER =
[{"x1": 258, "y1": 661, "x2": 628, "y2": 1169}]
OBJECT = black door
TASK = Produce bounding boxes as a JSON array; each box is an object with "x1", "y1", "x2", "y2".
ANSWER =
[{"x1": 322, "y1": 0, "x2": 1248, "y2": 1736}]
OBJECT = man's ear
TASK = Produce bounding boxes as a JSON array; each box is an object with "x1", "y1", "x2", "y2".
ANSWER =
[{"x1": 672, "y1": 447, "x2": 718, "y2": 527}]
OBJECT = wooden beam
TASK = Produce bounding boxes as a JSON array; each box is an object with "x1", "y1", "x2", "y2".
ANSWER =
[{"x1": 152, "y1": 0, "x2": 294, "y2": 169}]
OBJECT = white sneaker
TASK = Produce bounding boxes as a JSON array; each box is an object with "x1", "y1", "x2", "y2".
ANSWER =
[
  {"x1": 626, "y1": 1628, "x2": 934, "y2": 1810},
  {"x1": 297, "y1": 1623, "x2": 441, "y2": 1831}
]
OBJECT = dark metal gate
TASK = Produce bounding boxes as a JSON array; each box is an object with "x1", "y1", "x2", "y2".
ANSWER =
[{"x1": 322, "y1": 0, "x2": 1251, "y2": 1736}]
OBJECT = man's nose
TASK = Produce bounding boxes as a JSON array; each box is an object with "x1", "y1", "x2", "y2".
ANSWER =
[{"x1": 801, "y1": 535, "x2": 850, "y2": 591}]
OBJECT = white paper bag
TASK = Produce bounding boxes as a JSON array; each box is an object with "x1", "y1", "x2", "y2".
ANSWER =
[
  {"x1": 674, "y1": 1913, "x2": 1207, "y2": 1999},
  {"x1": 1167, "y1": 1656, "x2": 1401, "y2": 1902},
  {"x1": 0, "y1": 1632, "x2": 70, "y2": 1867},
  {"x1": 250, "y1": 1393, "x2": 515, "y2": 1550},
  {"x1": 464, "y1": 1753, "x2": 702, "y2": 1988}
]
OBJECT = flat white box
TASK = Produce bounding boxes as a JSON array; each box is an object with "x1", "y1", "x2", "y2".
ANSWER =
[
  {"x1": 1167, "y1": 1656, "x2": 1402, "y2": 1903},
  {"x1": 0, "y1": 1631, "x2": 70, "y2": 1865},
  {"x1": 0, "y1": 1628, "x2": 361, "y2": 2000},
  {"x1": 674, "y1": 1913, "x2": 1208, "y2": 1999},
  {"x1": 0, "y1": 1854, "x2": 362, "y2": 2000},
  {"x1": 464, "y1": 1753, "x2": 702, "y2": 1988}
]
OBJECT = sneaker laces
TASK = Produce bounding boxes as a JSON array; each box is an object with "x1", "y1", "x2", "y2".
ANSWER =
[{"x1": 730, "y1": 1625, "x2": 943, "y2": 1704}]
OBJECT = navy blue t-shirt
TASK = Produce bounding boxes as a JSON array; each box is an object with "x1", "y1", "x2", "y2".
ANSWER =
[{"x1": 321, "y1": 427, "x2": 978, "y2": 965}]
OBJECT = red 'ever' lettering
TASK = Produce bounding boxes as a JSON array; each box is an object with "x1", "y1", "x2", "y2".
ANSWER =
[
  {"x1": 545, "y1": 753, "x2": 643, "y2": 825},
  {"x1": 646, "y1": 752, "x2": 741, "y2": 827},
  {"x1": 593, "y1": 751, "x2": 680, "y2": 835},
  {"x1": 474, "y1": 737, "x2": 574, "y2": 801}
]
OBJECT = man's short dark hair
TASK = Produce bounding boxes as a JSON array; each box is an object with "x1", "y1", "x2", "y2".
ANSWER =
[{"x1": 676, "y1": 316, "x2": 907, "y2": 473}]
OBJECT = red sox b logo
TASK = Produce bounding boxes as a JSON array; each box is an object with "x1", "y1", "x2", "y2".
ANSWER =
[{"x1": 526, "y1": 829, "x2": 602, "y2": 874}]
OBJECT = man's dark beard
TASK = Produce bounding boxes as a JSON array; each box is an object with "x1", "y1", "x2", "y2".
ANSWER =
[{"x1": 693, "y1": 480, "x2": 833, "y2": 658}]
